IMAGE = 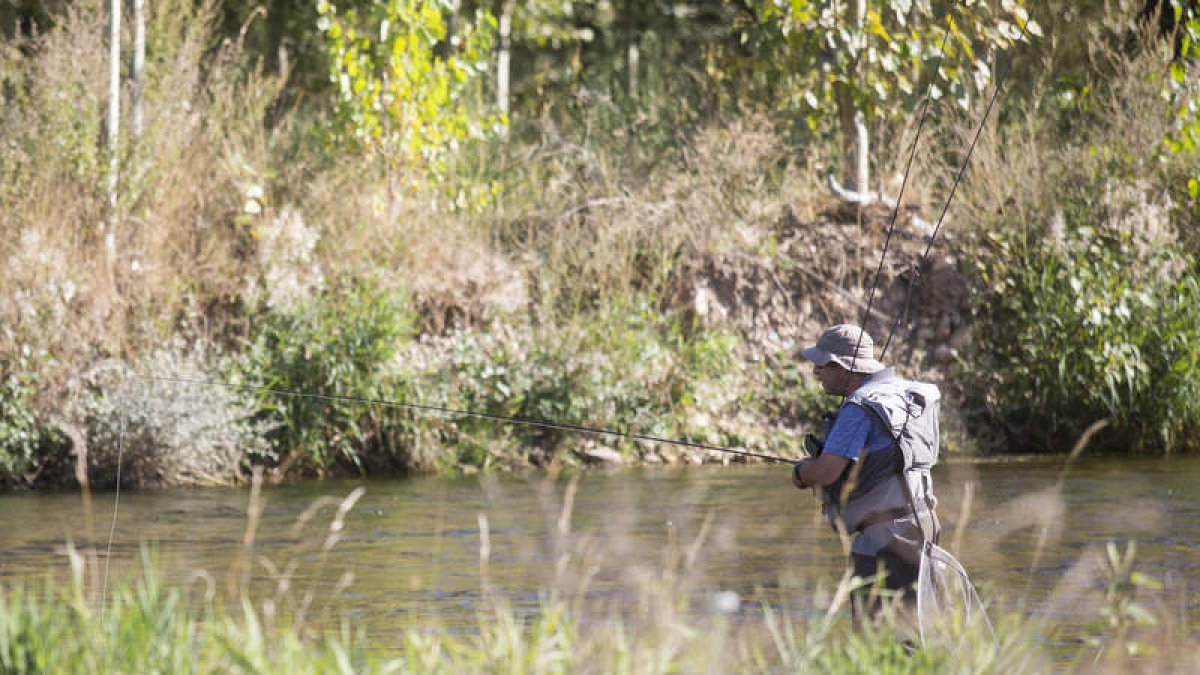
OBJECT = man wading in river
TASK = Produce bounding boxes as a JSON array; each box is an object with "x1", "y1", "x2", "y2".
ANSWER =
[{"x1": 791, "y1": 324, "x2": 941, "y2": 615}]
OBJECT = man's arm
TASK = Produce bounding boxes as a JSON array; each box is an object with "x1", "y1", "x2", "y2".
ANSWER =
[
  {"x1": 792, "y1": 453, "x2": 850, "y2": 489},
  {"x1": 792, "y1": 404, "x2": 874, "y2": 490}
]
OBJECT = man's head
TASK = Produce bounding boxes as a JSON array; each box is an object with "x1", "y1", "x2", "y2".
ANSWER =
[{"x1": 800, "y1": 324, "x2": 885, "y2": 395}]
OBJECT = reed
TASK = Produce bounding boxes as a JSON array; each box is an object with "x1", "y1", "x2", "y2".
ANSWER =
[{"x1": 4, "y1": 474, "x2": 1198, "y2": 674}]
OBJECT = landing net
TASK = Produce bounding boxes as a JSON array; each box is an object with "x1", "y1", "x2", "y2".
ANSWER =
[{"x1": 916, "y1": 541, "x2": 995, "y2": 649}]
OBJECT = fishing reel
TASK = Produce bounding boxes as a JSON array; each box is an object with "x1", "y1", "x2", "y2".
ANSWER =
[
  {"x1": 802, "y1": 411, "x2": 839, "y2": 458},
  {"x1": 804, "y1": 433, "x2": 824, "y2": 457}
]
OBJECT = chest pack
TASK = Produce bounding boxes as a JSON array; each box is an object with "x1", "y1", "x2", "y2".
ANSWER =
[
  {"x1": 848, "y1": 374, "x2": 941, "y2": 473},
  {"x1": 822, "y1": 371, "x2": 942, "y2": 538}
]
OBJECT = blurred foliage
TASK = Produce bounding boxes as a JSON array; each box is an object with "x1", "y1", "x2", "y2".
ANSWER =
[
  {"x1": 317, "y1": 0, "x2": 504, "y2": 194},
  {"x1": 0, "y1": 549, "x2": 379, "y2": 673},
  {"x1": 5, "y1": 536, "x2": 1197, "y2": 673},
  {"x1": 1082, "y1": 541, "x2": 1164, "y2": 661}
]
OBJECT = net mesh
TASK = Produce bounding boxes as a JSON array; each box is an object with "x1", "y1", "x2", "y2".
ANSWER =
[{"x1": 916, "y1": 542, "x2": 995, "y2": 648}]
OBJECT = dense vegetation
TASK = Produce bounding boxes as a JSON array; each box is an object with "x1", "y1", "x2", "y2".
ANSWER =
[{"x1": 1, "y1": 0, "x2": 1199, "y2": 488}]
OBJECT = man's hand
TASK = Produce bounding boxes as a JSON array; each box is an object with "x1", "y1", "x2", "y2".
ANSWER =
[
  {"x1": 791, "y1": 461, "x2": 809, "y2": 489},
  {"x1": 792, "y1": 454, "x2": 851, "y2": 490}
]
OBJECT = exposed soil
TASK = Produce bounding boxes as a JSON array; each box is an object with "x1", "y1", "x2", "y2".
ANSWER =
[{"x1": 672, "y1": 202, "x2": 973, "y2": 383}]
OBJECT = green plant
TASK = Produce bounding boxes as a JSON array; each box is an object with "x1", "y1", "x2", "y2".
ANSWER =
[
  {"x1": 971, "y1": 224, "x2": 1200, "y2": 452},
  {"x1": 67, "y1": 343, "x2": 273, "y2": 488},
  {"x1": 739, "y1": 0, "x2": 1039, "y2": 190},
  {"x1": 0, "y1": 346, "x2": 45, "y2": 484},
  {"x1": 246, "y1": 277, "x2": 415, "y2": 473},
  {"x1": 0, "y1": 548, "x2": 377, "y2": 674},
  {"x1": 404, "y1": 297, "x2": 764, "y2": 469},
  {"x1": 1082, "y1": 541, "x2": 1163, "y2": 661},
  {"x1": 317, "y1": 0, "x2": 504, "y2": 204}
]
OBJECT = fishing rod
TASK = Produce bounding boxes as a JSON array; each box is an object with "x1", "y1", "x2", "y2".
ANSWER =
[
  {"x1": 856, "y1": 4, "x2": 1036, "y2": 362},
  {"x1": 844, "y1": 2, "x2": 957, "y2": 374},
  {"x1": 153, "y1": 376, "x2": 792, "y2": 464}
]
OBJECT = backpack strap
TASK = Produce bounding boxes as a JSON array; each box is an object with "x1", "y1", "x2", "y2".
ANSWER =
[{"x1": 858, "y1": 402, "x2": 941, "y2": 545}]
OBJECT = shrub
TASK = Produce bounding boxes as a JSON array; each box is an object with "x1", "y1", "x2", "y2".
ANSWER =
[
  {"x1": 956, "y1": 33, "x2": 1200, "y2": 453},
  {"x1": 244, "y1": 278, "x2": 415, "y2": 474},
  {"x1": 0, "y1": 346, "x2": 47, "y2": 485},
  {"x1": 68, "y1": 343, "x2": 271, "y2": 488},
  {"x1": 971, "y1": 223, "x2": 1200, "y2": 452},
  {"x1": 400, "y1": 297, "x2": 781, "y2": 469}
]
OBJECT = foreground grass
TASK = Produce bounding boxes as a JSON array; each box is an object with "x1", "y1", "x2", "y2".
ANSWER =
[
  {"x1": 3, "y1": 477, "x2": 1197, "y2": 674},
  {"x1": 0, "y1": 567, "x2": 1005, "y2": 674},
  {"x1": 2, "y1": 550, "x2": 1195, "y2": 674}
]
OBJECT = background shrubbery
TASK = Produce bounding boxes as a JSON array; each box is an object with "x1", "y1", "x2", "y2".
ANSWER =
[
  {"x1": 1, "y1": 0, "x2": 1199, "y2": 487},
  {"x1": 959, "y1": 40, "x2": 1200, "y2": 453},
  {"x1": 67, "y1": 344, "x2": 272, "y2": 488}
]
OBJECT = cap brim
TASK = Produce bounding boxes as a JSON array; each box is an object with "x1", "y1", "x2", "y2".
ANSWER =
[
  {"x1": 831, "y1": 356, "x2": 886, "y2": 374},
  {"x1": 800, "y1": 346, "x2": 834, "y2": 366}
]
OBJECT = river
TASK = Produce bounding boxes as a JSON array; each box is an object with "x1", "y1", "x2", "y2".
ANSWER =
[{"x1": 1, "y1": 456, "x2": 1197, "y2": 650}]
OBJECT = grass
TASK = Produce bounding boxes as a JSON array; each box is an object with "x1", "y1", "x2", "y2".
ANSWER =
[{"x1": 3, "y1": 473, "x2": 1198, "y2": 674}]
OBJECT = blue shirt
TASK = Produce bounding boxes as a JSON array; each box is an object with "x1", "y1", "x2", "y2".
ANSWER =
[{"x1": 823, "y1": 403, "x2": 893, "y2": 461}]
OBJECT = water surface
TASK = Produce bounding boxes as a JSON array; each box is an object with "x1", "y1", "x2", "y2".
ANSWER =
[{"x1": 1, "y1": 456, "x2": 1196, "y2": 647}]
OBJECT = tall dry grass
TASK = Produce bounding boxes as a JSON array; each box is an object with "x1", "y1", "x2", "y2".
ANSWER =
[
  {"x1": 0, "y1": 0, "x2": 286, "y2": 381},
  {"x1": 6, "y1": 469, "x2": 1199, "y2": 673}
]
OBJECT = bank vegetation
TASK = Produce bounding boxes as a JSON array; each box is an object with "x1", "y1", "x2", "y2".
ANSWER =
[{"x1": 2, "y1": 0, "x2": 1199, "y2": 488}]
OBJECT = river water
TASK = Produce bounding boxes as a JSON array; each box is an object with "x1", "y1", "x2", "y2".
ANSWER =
[{"x1": 1, "y1": 456, "x2": 1197, "y2": 649}]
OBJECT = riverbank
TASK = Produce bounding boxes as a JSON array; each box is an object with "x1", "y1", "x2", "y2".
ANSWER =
[{"x1": 3, "y1": 1, "x2": 1200, "y2": 489}]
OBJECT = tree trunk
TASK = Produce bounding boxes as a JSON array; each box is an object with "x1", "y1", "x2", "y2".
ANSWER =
[
  {"x1": 496, "y1": 0, "x2": 512, "y2": 118},
  {"x1": 103, "y1": 0, "x2": 121, "y2": 284},
  {"x1": 132, "y1": 0, "x2": 144, "y2": 139},
  {"x1": 623, "y1": 0, "x2": 639, "y2": 97},
  {"x1": 836, "y1": 87, "x2": 870, "y2": 194},
  {"x1": 838, "y1": 0, "x2": 870, "y2": 194}
]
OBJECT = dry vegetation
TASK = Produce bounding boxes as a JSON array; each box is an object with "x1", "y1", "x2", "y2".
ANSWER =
[{"x1": 2, "y1": 0, "x2": 1199, "y2": 486}]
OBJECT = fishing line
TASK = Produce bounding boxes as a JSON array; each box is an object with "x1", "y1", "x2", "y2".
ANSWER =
[
  {"x1": 102, "y1": 408, "x2": 124, "y2": 609},
  {"x1": 848, "y1": 2, "x2": 958, "y2": 373},
  {"x1": 876, "y1": 11, "x2": 1036, "y2": 360},
  {"x1": 856, "y1": 8, "x2": 957, "y2": 335},
  {"x1": 152, "y1": 376, "x2": 792, "y2": 464},
  {"x1": 828, "y1": 4, "x2": 1038, "y2": 648}
]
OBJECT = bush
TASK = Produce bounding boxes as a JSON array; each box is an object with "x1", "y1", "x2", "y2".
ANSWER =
[
  {"x1": 0, "y1": 347, "x2": 47, "y2": 485},
  {"x1": 400, "y1": 296, "x2": 780, "y2": 469},
  {"x1": 957, "y1": 34, "x2": 1200, "y2": 453},
  {"x1": 971, "y1": 222, "x2": 1200, "y2": 452},
  {"x1": 244, "y1": 278, "x2": 415, "y2": 474},
  {"x1": 67, "y1": 343, "x2": 271, "y2": 488}
]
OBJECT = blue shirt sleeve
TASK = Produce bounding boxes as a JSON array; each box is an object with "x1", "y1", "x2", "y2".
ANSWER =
[{"x1": 823, "y1": 404, "x2": 891, "y2": 461}]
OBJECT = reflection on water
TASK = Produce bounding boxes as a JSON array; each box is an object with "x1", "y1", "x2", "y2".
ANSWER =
[{"x1": 1, "y1": 456, "x2": 1197, "y2": 647}]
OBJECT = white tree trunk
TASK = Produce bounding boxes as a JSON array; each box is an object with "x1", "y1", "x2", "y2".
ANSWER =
[
  {"x1": 132, "y1": 0, "x2": 145, "y2": 139},
  {"x1": 627, "y1": 41, "x2": 639, "y2": 98},
  {"x1": 104, "y1": 0, "x2": 121, "y2": 281},
  {"x1": 835, "y1": 84, "x2": 870, "y2": 195},
  {"x1": 497, "y1": 1, "x2": 512, "y2": 118},
  {"x1": 838, "y1": 0, "x2": 870, "y2": 194}
]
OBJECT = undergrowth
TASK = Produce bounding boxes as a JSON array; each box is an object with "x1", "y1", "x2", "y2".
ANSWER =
[
  {"x1": 3, "y1": 0, "x2": 1200, "y2": 486},
  {"x1": 1, "y1": 478, "x2": 1195, "y2": 674}
]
